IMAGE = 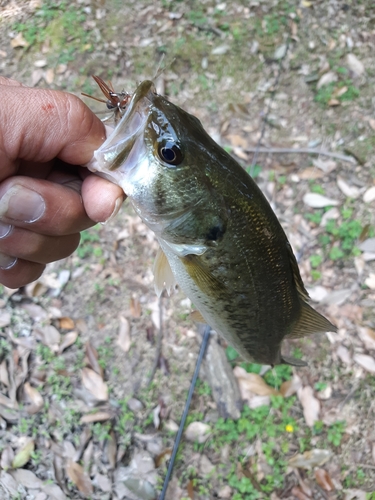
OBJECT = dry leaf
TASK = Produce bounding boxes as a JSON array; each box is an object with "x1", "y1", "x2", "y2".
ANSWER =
[
  {"x1": 363, "y1": 186, "x2": 375, "y2": 203},
  {"x1": 12, "y1": 439, "x2": 34, "y2": 469},
  {"x1": 59, "y1": 317, "x2": 75, "y2": 329},
  {"x1": 10, "y1": 469, "x2": 42, "y2": 489},
  {"x1": 346, "y1": 53, "x2": 365, "y2": 77},
  {"x1": 10, "y1": 33, "x2": 29, "y2": 48},
  {"x1": 66, "y1": 459, "x2": 93, "y2": 496},
  {"x1": 185, "y1": 422, "x2": 211, "y2": 443},
  {"x1": 291, "y1": 486, "x2": 311, "y2": 500},
  {"x1": 303, "y1": 193, "x2": 339, "y2": 208},
  {"x1": 365, "y1": 273, "x2": 375, "y2": 290},
  {"x1": 130, "y1": 296, "x2": 141, "y2": 317},
  {"x1": 0, "y1": 310, "x2": 11, "y2": 328},
  {"x1": 0, "y1": 446, "x2": 14, "y2": 471},
  {"x1": 317, "y1": 71, "x2": 337, "y2": 89},
  {"x1": 298, "y1": 386, "x2": 320, "y2": 427},
  {"x1": 337, "y1": 177, "x2": 361, "y2": 199},
  {"x1": 357, "y1": 326, "x2": 375, "y2": 350},
  {"x1": 85, "y1": 340, "x2": 103, "y2": 377},
  {"x1": 359, "y1": 238, "x2": 375, "y2": 252},
  {"x1": 280, "y1": 375, "x2": 302, "y2": 397},
  {"x1": 24, "y1": 382, "x2": 43, "y2": 415},
  {"x1": 80, "y1": 411, "x2": 112, "y2": 424},
  {"x1": 117, "y1": 316, "x2": 131, "y2": 352},
  {"x1": 155, "y1": 448, "x2": 172, "y2": 468},
  {"x1": 58, "y1": 331, "x2": 78, "y2": 354},
  {"x1": 187, "y1": 479, "x2": 195, "y2": 499},
  {"x1": 312, "y1": 158, "x2": 337, "y2": 173},
  {"x1": 336, "y1": 345, "x2": 352, "y2": 365},
  {"x1": 315, "y1": 468, "x2": 334, "y2": 491},
  {"x1": 233, "y1": 366, "x2": 279, "y2": 397},
  {"x1": 81, "y1": 368, "x2": 108, "y2": 401},
  {"x1": 353, "y1": 354, "x2": 375, "y2": 373},
  {"x1": 34, "y1": 325, "x2": 60, "y2": 352},
  {"x1": 288, "y1": 449, "x2": 333, "y2": 469}
]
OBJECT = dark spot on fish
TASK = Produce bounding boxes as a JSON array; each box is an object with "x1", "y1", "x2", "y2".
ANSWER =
[{"x1": 206, "y1": 224, "x2": 225, "y2": 241}]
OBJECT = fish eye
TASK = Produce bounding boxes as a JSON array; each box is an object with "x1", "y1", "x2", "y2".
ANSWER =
[
  {"x1": 158, "y1": 141, "x2": 183, "y2": 166},
  {"x1": 106, "y1": 101, "x2": 116, "y2": 110}
]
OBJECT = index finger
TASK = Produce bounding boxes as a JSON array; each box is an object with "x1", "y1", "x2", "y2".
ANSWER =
[{"x1": 0, "y1": 78, "x2": 106, "y2": 179}]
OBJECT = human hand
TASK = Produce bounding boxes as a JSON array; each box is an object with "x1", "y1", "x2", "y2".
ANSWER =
[{"x1": 0, "y1": 77, "x2": 125, "y2": 289}]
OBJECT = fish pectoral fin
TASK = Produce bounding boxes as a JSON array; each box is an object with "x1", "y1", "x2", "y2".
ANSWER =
[
  {"x1": 280, "y1": 355, "x2": 308, "y2": 367},
  {"x1": 153, "y1": 247, "x2": 176, "y2": 297},
  {"x1": 181, "y1": 254, "x2": 225, "y2": 296},
  {"x1": 190, "y1": 310, "x2": 206, "y2": 323},
  {"x1": 286, "y1": 301, "x2": 337, "y2": 339}
]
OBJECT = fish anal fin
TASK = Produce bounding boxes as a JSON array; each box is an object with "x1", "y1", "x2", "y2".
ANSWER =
[
  {"x1": 181, "y1": 254, "x2": 224, "y2": 296},
  {"x1": 287, "y1": 301, "x2": 337, "y2": 339},
  {"x1": 191, "y1": 310, "x2": 206, "y2": 323},
  {"x1": 153, "y1": 247, "x2": 176, "y2": 297}
]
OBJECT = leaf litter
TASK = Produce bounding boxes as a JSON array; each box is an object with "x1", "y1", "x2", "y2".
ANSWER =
[{"x1": 1, "y1": 0, "x2": 375, "y2": 497}]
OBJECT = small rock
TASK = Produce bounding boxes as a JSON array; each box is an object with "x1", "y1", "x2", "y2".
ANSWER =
[
  {"x1": 218, "y1": 485, "x2": 232, "y2": 498},
  {"x1": 346, "y1": 53, "x2": 365, "y2": 77},
  {"x1": 199, "y1": 454, "x2": 215, "y2": 475},
  {"x1": 185, "y1": 422, "x2": 211, "y2": 443}
]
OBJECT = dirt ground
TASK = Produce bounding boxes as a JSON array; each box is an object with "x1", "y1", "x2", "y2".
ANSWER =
[{"x1": 0, "y1": 0, "x2": 375, "y2": 499}]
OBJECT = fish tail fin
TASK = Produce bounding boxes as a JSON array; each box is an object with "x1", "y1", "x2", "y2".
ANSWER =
[{"x1": 287, "y1": 300, "x2": 337, "y2": 339}]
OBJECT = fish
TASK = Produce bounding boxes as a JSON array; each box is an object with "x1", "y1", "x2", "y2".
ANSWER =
[{"x1": 86, "y1": 80, "x2": 337, "y2": 366}]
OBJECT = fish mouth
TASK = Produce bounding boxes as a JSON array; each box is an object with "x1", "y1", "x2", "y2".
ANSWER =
[{"x1": 86, "y1": 80, "x2": 156, "y2": 189}]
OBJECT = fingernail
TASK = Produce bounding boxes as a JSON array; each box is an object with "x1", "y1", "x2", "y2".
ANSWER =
[
  {"x1": 0, "y1": 252, "x2": 17, "y2": 270},
  {"x1": 0, "y1": 222, "x2": 12, "y2": 239},
  {"x1": 0, "y1": 186, "x2": 45, "y2": 223},
  {"x1": 101, "y1": 196, "x2": 123, "y2": 224}
]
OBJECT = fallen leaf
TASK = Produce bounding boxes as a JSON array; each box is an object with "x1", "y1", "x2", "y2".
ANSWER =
[
  {"x1": 0, "y1": 310, "x2": 11, "y2": 328},
  {"x1": 85, "y1": 340, "x2": 103, "y2": 377},
  {"x1": 274, "y1": 44, "x2": 287, "y2": 60},
  {"x1": 291, "y1": 486, "x2": 311, "y2": 500},
  {"x1": 303, "y1": 193, "x2": 339, "y2": 208},
  {"x1": 357, "y1": 326, "x2": 375, "y2": 350},
  {"x1": 117, "y1": 316, "x2": 131, "y2": 352},
  {"x1": 346, "y1": 53, "x2": 365, "y2": 77},
  {"x1": 312, "y1": 158, "x2": 337, "y2": 173},
  {"x1": 23, "y1": 382, "x2": 43, "y2": 414},
  {"x1": 0, "y1": 471, "x2": 18, "y2": 497},
  {"x1": 353, "y1": 353, "x2": 375, "y2": 373},
  {"x1": 80, "y1": 411, "x2": 112, "y2": 424},
  {"x1": 123, "y1": 477, "x2": 156, "y2": 500},
  {"x1": 106, "y1": 430, "x2": 117, "y2": 469},
  {"x1": 130, "y1": 296, "x2": 141, "y2": 317},
  {"x1": 66, "y1": 459, "x2": 93, "y2": 496},
  {"x1": 34, "y1": 325, "x2": 60, "y2": 352},
  {"x1": 298, "y1": 386, "x2": 320, "y2": 427},
  {"x1": 155, "y1": 448, "x2": 172, "y2": 468},
  {"x1": 185, "y1": 422, "x2": 211, "y2": 443},
  {"x1": 10, "y1": 33, "x2": 29, "y2": 48},
  {"x1": 316, "y1": 71, "x2": 337, "y2": 89},
  {"x1": 345, "y1": 490, "x2": 367, "y2": 500},
  {"x1": 288, "y1": 449, "x2": 333, "y2": 469},
  {"x1": 365, "y1": 273, "x2": 375, "y2": 290},
  {"x1": 337, "y1": 177, "x2": 361, "y2": 199},
  {"x1": 315, "y1": 468, "x2": 334, "y2": 491},
  {"x1": 187, "y1": 479, "x2": 195, "y2": 499},
  {"x1": 234, "y1": 366, "x2": 279, "y2": 398},
  {"x1": 9, "y1": 469, "x2": 42, "y2": 489},
  {"x1": 363, "y1": 187, "x2": 375, "y2": 203},
  {"x1": 359, "y1": 238, "x2": 375, "y2": 252},
  {"x1": 12, "y1": 439, "x2": 34, "y2": 469},
  {"x1": 58, "y1": 331, "x2": 78, "y2": 354},
  {"x1": 0, "y1": 446, "x2": 14, "y2": 471},
  {"x1": 211, "y1": 44, "x2": 230, "y2": 55},
  {"x1": 59, "y1": 317, "x2": 75, "y2": 329},
  {"x1": 280, "y1": 375, "x2": 302, "y2": 397},
  {"x1": 81, "y1": 368, "x2": 108, "y2": 401},
  {"x1": 336, "y1": 345, "x2": 352, "y2": 365}
]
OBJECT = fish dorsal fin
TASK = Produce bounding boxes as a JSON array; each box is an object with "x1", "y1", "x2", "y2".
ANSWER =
[
  {"x1": 191, "y1": 310, "x2": 206, "y2": 323},
  {"x1": 181, "y1": 254, "x2": 225, "y2": 296},
  {"x1": 153, "y1": 247, "x2": 176, "y2": 297},
  {"x1": 287, "y1": 301, "x2": 337, "y2": 339},
  {"x1": 286, "y1": 242, "x2": 310, "y2": 301}
]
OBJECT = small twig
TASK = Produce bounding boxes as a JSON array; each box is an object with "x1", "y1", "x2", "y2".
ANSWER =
[
  {"x1": 146, "y1": 294, "x2": 164, "y2": 387},
  {"x1": 245, "y1": 146, "x2": 356, "y2": 164},
  {"x1": 159, "y1": 325, "x2": 211, "y2": 500}
]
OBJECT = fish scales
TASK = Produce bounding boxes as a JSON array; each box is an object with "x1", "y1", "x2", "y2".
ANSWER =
[{"x1": 87, "y1": 80, "x2": 337, "y2": 366}]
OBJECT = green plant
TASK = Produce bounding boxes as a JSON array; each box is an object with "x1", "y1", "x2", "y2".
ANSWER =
[{"x1": 327, "y1": 420, "x2": 345, "y2": 447}]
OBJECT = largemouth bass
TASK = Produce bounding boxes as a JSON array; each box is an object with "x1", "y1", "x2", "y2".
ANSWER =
[{"x1": 87, "y1": 80, "x2": 336, "y2": 366}]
